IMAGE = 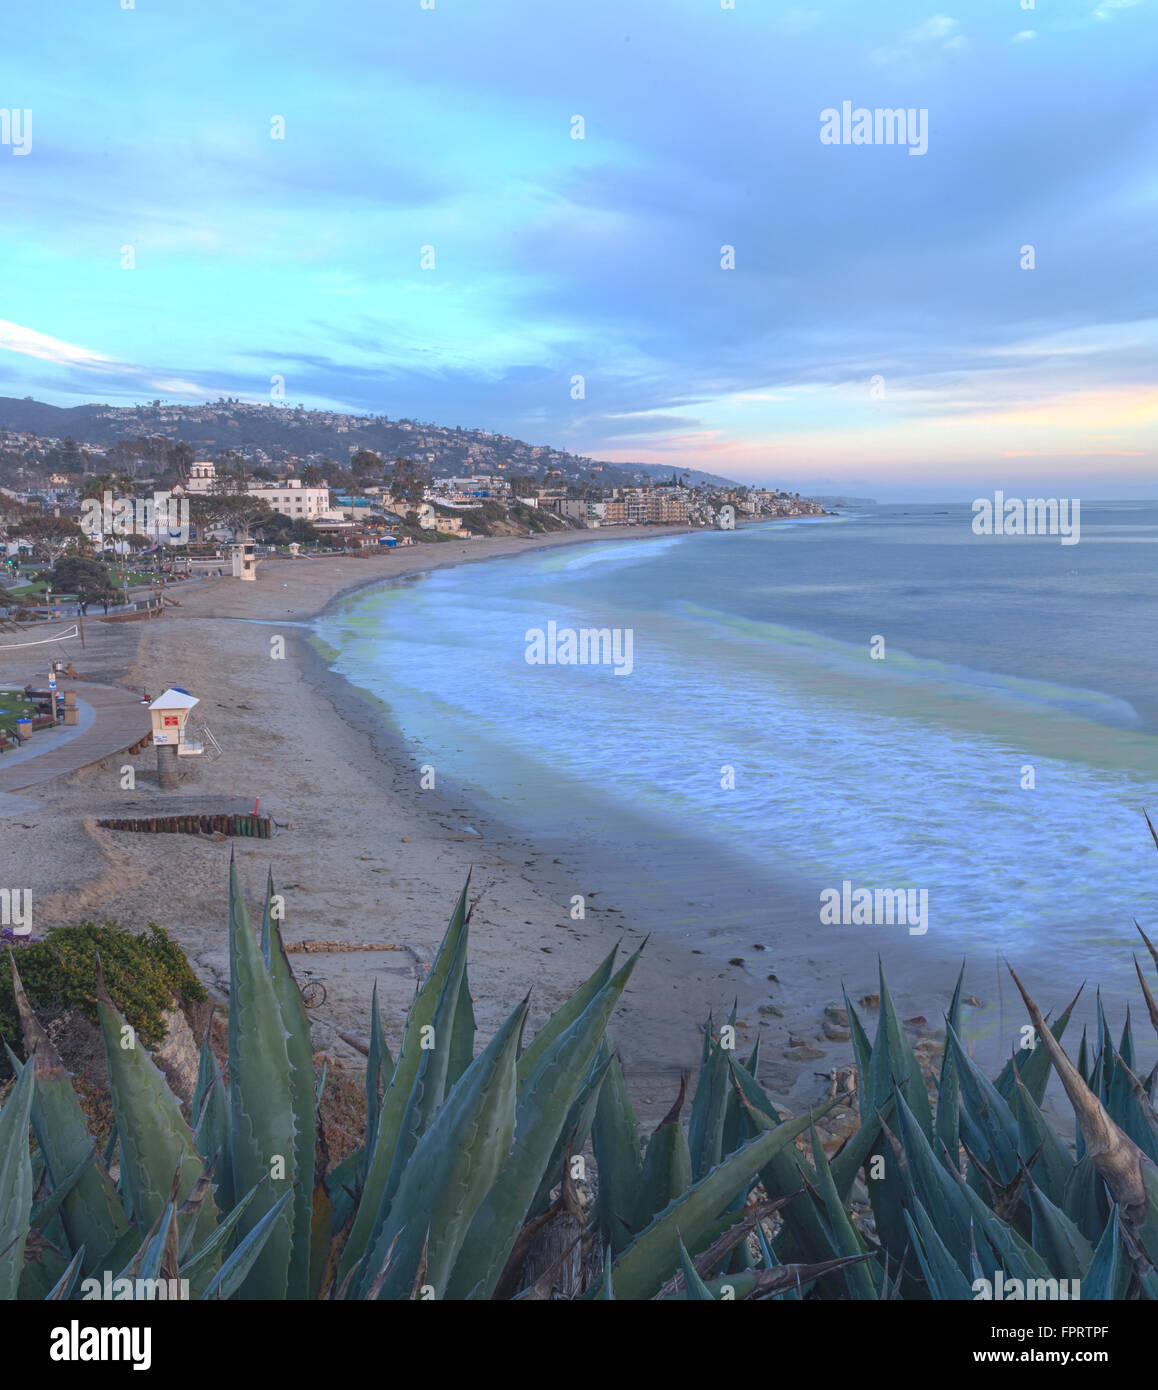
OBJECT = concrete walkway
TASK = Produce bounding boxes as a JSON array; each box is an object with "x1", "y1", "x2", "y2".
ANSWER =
[{"x1": 0, "y1": 683, "x2": 150, "y2": 795}]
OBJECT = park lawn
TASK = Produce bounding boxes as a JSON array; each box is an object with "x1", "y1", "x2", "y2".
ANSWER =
[
  {"x1": 0, "y1": 689, "x2": 38, "y2": 736},
  {"x1": 107, "y1": 569, "x2": 154, "y2": 589}
]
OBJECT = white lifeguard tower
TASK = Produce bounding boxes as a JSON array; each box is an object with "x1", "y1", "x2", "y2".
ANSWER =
[
  {"x1": 230, "y1": 541, "x2": 257, "y2": 581},
  {"x1": 149, "y1": 687, "x2": 203, "y2": 788}
]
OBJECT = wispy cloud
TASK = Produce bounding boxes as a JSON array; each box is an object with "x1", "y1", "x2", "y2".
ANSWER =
[
  {"x1": 0, "y1": 320, "x2": 116, "y2": 371},
  {"x1": 1093, "y1": 0, "x2": 1143, "y2": 18},
  {"x1": 870, "y1": 13, "x2": 968, "y2": 64}
]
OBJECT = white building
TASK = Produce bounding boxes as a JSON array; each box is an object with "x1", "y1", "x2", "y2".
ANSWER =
[
  {"x1": 185, "y1": 463, "x2": 331, "y2": 521},
  {"x1": 247, "y1": 479, "x2": 332, "y2": 520}
]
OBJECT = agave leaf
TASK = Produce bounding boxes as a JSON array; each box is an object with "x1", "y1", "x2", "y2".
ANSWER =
[
  {"x1": 958, "y1": 1175, "x2": 1054, "y2": 1283},
  {"x1": 688, "y1": 1021, "x2": 731, "y2": 1181},
  {"x1": 1132, "y1": 948, "x2": 1158, "y2": 1044},
  {"x1": 1027, "y1": 1178, "x2": 1094, "y2": 1281},
  {"x1": 95, "y1": 961, "x2": 217, "y2": 1279},
  {"x1": 725, "y1": 1053, "x2": 842, "y2": 1267},
  {"x1": 890, "y1": 1083, "x2": 975, "y2": 1270},
  {"x1": 869, "y1": 964, "x2": 934, "y2": 1139},
  {"x1": 309, "y1": 1169, "x2": 335, "y2": 1301},
  {"x1": 225, "y1": 858, "x2": 295, "y2": 1298},
  {"x1": 607, "y1": 1108, "x2": 827, "y2": 1301},
  {"x1": 1009, "y1": 1071, "x2": 1073, "y2": 1209},
  {"x1": 1063, "y1": 1154, "x2": 1109, "y2": 1244},
  {"x1": 677, "y1": 1233, "x2": 716, "y2": 1300},
  {"x1": 1099, "y1": 1048, "x2": 1158, "y2": 1170},
  {"x1": 324, "y1": 1146, "x2": 363, "y2": 1235},
  {"x1": 10, "y1": 959, "x2": 130, "y2": 1271},
  {"x1": 446, "y1": 952, "x2": 639, "y2": 1300},
  {"x1": 902, "y1": 1201, "x2": 975, "y2": 1300},
  {"x1": 377, "y1": 907, "x2": 470, "y2": 1229},
  {"x1": 947, "y1": 1022, "x2": 1021, "y2": 1187},
  {"x1": 633, "y1": 1078, "x2": 694, "y2": 1234},
  {"x1": 698, "y1": 1254, "x2": 873, "y2": 1301},
  {"x1": 180, "y1": 1180, "x2": 262, "y2": 1280},
  {"x1": 830, "y1": 1106, "x2": 890, "y2": 1203},
  {"x1": 995, "y1": 983, "x2": 1082, "y2": 1106},
  {"x1": 192, "y1": 1069, "x2": 233, "y2": 1214},
  {"x1": 528, "y1": 1050, "x2": 612, "y2": 1219},
  {"x1": 45, "y1": 1245, "x2": 86, "y2": 1301},
  {"x1": 367, "y1": 995, "x2": 527, "y2": 1299},
  {"x1": 600, "y1": 1244, "x2": 615, "y2": 1300},
  {"x1": 446, "y1": 966, "x2": 476, "y2": 1090},
  {"x1": 199, "y1": 1191, "x2": 293, "y2": 1301},
  {"x1": 30, "y1": 1148, "x2": 96, "y2": 1232},
  {"x1": 0, "y1": 1059, "x2": 35, "y2": 1300},
  {"x1": 191, "y1": 1014, "x2": 218, "y2": 1128},
  {"x1": 590, "y1": 1046, "x2": 641, "y2": 1255},
  {"x1": 516, "y1": 943, "x2": 618, "y2": 1084},
  {"x1": 842, "y1": 986, "x2": 874, "y2": 1122},
  {"x1": 1083, "y1": 1205, "x2": 1131, "y2": 1300},
  {"x1": 1008, "y1": 965, "x2": 1158, "y2": 1260},
  {"x1": 934, "y1": 964, "x2": 965, "y2": 1170},
  {"x1": 263, "y1": 874, "x2": 318, "y2": 1300},
  {"x1": 340, "y1": 876, "x2": 470, "y2": 1287},
  {"x1": 808, "y1": 1124, "x2": 879, "y2": 1298}
]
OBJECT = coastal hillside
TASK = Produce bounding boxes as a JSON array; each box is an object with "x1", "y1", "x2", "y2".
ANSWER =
[{"x1": 0, "y1": 397, "x2": 737, "y2": 490}]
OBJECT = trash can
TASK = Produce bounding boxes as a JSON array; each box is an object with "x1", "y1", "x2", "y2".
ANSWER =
[
  {"x1": 64, "y1": 707, "x2": 79, "y2": 726},
  {"x1": 15, "y1": 718, "x2": 32, "y2": 741}
]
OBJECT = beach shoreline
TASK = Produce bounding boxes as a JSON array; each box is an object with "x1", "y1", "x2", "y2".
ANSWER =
[
  {"x1": 1, "y1": 518, "x2": 1035, "y2": 1127},
  {"x1": 2, "y1": 525, "x2": 845, "y2": 1124}
]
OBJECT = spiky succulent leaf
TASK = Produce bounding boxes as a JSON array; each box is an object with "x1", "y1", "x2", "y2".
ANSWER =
[
  {"x1": 340, "y1": 877, "x2": 470, "y2": 1286},
  {"x1": 447, "y1": 967, "x2": 476, "y2": 1089},
  {"x1": 1027, "y1": 1180, "x2": 1094, "y2": 1281},
  {"x1": 677, "y1": 1234, "x2": 716, "y2": 1300},
  {"x1": 367, "y1": 995, "x2": 527, "y2": 1299},
  {"x1": 225, "y1": 858, "x2": 295, "y2": 1298},
  {"x1": 688, "y1": 1022, "x2": 730, "y2": 1181},
  {"x1": 516, "y1": 943, "x2": 618, "y2": 1084},
  {"x1": 1084, "y1": 1205, "x2": 1131, "y2": 1300},
  {"x1": 11, "y1": 960, "x2": 129, "y2": 1271},
  {"x1": 808, "y1": 1124, "x2": 879, "y2": 1298},
  {"x1": 263, "y1": 876, "x2": 318, "y2": 1299},
  {"x1": 902, "y1": 1201, "x2": 975, "y2": 1300},
  {"x1": 633, "y1": 1081, "x2": 694, "y2": 1234},
  {"x1": 95, "y1": 966, "x2": 216, "y2": 1275},
  {"x1": 0, "y1": 1059, "x2": 36, "y2": 1300},
  {"x1": 446, "y1": 952, "x2": 638, "y2": 1300},
  {"x1": 377, "y1": 910, "x2": 469, "y2": 1229},
  {"x1": 591, "y1": 1046, "x2": 642, "y2": 1255},
  {"x1": 606, "y1": 1108, "x2": 826, "y2": 1300},
  {"x1": 200, "y1": 1191, "x2": 293, "y2": 1301}
]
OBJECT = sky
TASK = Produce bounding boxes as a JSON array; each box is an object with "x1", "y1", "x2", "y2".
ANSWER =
[{"x1": 0, "y1": 0, "x2": 1154, "y2": 499}]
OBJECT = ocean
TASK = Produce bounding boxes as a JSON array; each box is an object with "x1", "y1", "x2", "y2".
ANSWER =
[{"x1": 315, "y1": 502, "x2": 1158, "y2": 1026}]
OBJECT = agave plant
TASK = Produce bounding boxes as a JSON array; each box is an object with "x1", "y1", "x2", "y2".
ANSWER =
[
  {"x1": 0, "y1": 857, "x2": 857, "y2": 1300},
  {"x1": 608, "y1": 934, "x2": 1158, "y2": 1301},
  {"x1": 4, "y1": 848, "x2": 1158, "y2": 1300}
]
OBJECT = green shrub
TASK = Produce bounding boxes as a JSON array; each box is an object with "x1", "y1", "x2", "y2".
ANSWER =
[{"x1": 0, "y1": 921, "x2": 205, "y2": 1077}]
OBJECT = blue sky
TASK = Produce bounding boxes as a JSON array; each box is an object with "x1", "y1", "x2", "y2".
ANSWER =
[{"x1": 0, "y1": 0, "x2": 1154, "y2": 498}]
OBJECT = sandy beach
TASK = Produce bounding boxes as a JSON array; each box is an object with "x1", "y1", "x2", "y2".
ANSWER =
[{"x1": 0, "y1": 525, "x2": 961, "y2": 1130}]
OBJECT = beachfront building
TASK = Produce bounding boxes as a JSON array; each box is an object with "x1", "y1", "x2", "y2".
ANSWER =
[
  {"x1": 184, "y1": 464, "x2": 332, "y2": 522},
  {"x1": 247, "y1": 479, "x2": 333, "y2": 520}
]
